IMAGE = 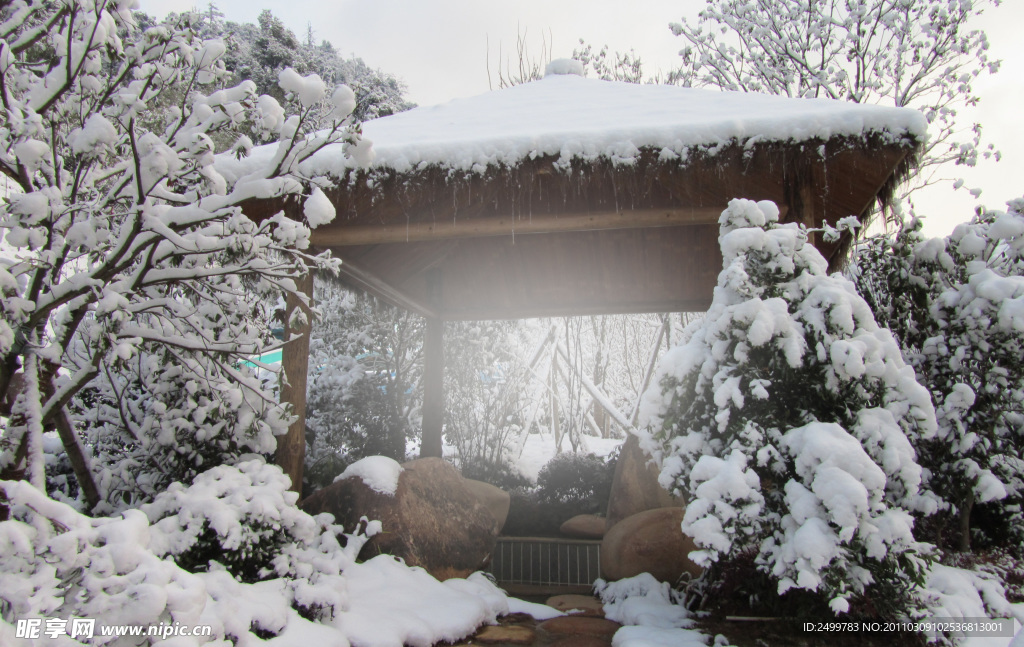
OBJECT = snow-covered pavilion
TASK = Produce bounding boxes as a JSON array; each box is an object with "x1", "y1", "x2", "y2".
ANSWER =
[{"x1": 238, "y1": 62, "x2": 925, "y2": 488}]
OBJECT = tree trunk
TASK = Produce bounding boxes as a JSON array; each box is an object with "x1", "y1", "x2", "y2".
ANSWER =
[
  {"x1": 276, "y1": 270, "x2": 314, "y2": 493},
  {"x1": 52, "y1": 404, "x2": 101, "y2": 510},
  {"x1": 958, "y1": 489, "x2": 975, "y2": 552},
  {"x1": 550, "y1": 353, "x2": 562, "y2": 452}
]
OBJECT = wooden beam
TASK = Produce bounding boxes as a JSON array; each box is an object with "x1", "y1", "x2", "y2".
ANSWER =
[
  {"x1": 438, "y1": 298, "x2": 715, "y2": 321},
  {"x1": 335, "y1": 257, "x2": 439, "y2": 319},
  {"x1": 276, "y1": 270, "x2": 314, "y2": 493},
  {"x1": 311, "y1": 207, "x2": 723, "y2": 246}
]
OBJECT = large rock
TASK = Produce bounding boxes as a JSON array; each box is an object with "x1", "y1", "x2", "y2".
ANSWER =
[
  {"x1": 300, "y1": 457, "x2": 498, "y2": 580},
  {"x1": 600, "y1": 507, "x2": 702, "y2": 584},
  {"x1": 559, "y1": 514, "x2": 606, "y2": 539},
  {"x1": 604, "y1": 434, "x2": 683, "y2": 532},
  {"x1": 463, "y1": 478, "x2": 510, "y2": 534}
]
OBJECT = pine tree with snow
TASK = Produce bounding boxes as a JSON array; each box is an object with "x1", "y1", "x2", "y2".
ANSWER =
[
  {"x1": 852, "y1": 201, "x2": 1024, "y2": 552},
  {"x1": 196, "y1": 8, "x2": 414, "y2": 125},
  {"x1": 639, "y1": 199, "x2": 938, "y2": 617}
]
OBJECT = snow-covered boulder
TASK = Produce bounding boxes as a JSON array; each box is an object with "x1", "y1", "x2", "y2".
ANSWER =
[{"x1": 301, "y1": 457, "x2": 499, "y2": 580}]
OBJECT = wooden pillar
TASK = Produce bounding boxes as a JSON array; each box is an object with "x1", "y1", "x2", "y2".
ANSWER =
[
  {"x1": 276, "y1": 269, "x2": 314, "y2": 492},
  {"x1": 785, "y1": 155, "x2": 820, "y2": 247},
  {"x1": 420, "y1": 315, "x2": 445, "y2": 458}
]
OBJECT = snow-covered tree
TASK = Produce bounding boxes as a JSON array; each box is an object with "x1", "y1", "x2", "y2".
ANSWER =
[
  {"x1": 194, "y1": 8, "x2": 414, "y2": 124},
  {"x1": 0, "y1": 1, "x2": 363, "y2": 509},
  {"x1": 851, "y1": 200, "x2": 1024, "y2": 551},
  {"x1": 639, "y1": 199, "x2": 938, "y2": 616},
  {"x1": 445, "y1": 319, "x2": 530, "y2": 475},
  {"x1": 303, "y1": 283, "x2": 423, "y2": 493},
  {"x1": 670, "y1": 0, "x2": 1000, "y2": 207}
]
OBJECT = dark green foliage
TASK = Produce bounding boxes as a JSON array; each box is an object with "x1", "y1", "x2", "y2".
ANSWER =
[
  {"x1": 459, "y1": 456, "x2": 533, "y2": 492},
  {"x1": 170, "y1": 520, "x2": 289, "y2": 584},
  {"x1": 535, "y1": 451, "x2": 616, "y2": 512},
  {"x1": 501, "y1": 492, "x2": 589, "y2": 538}
]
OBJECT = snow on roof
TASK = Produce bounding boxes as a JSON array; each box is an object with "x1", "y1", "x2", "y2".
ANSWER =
[{"x1": 220, "y1": 69, "x2": 926, "y2": 181}]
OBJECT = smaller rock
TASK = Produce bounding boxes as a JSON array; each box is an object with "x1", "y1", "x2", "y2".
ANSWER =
[
  {"x1": 464, "y1": 479, "x2": 511, "y2": 534},
  {"x1": 550, "y1": 636, "x2": 612, "y2": 647},
  {"x1": 475, "y1": 625, "x2": 536, "y2": 644},
  {"x1": 559, "y1": 514, "x2": 606, "y2": 539},
  {"x1": 538, "y1": 616, "x2": 621, "y2": 638},
  {"x1": 546, "y1": 594, "x2": 604, "y2": 617}
]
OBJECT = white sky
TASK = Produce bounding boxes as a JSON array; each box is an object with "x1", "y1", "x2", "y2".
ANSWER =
[{"x1": 141, "y1": 0, "x2": 1024, "y2": 238}]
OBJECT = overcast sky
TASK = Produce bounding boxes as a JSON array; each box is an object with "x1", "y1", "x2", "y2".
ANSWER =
[{"x1": 140, "y1": 0, "x2": 1024, "y2": 237}]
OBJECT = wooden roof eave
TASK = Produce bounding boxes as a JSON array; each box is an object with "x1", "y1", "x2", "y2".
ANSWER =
[{"x1": 241, "y1": 134, "x2": 920, "y2": 321}]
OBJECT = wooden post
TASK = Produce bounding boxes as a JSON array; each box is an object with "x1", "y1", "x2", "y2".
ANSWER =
[
  {"x1": 276, "y1": 270, "x2": 314, "y2": 493},
  {"x1": 420, "y1": 315, "x2": 444, "y2": 458}
]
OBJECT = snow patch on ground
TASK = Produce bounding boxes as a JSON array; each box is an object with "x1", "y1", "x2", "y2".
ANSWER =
[
  {"x1": 336, "y1": 556, "x2": 508, "y2": 647},
  {"x1": 596, "y1": 573, "x2": 693, "y2": 629},
  {"x1": 334, "y1": 455, "x2": 403, "y2": 495},
  {"x1": 612, "y1": 625, "x2": 713, "y2": 647},
  {"x1": 507, "y1": 596, "x2": 565, "y2": 620},
  {"x1": 596, "y1": 573, "x2": 731, "y2": 647}
]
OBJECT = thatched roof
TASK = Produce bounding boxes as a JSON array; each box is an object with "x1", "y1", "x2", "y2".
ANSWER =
[{"x1": 236, "y1": 67, "x2": 923, "y2": 320}]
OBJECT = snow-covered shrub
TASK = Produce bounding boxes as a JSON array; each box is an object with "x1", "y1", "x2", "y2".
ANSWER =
[
  {"x1": 639, "y1": 199, "x2": 938, "y2": 617},
  {"x1": 0, "y1": 480, "x2": 213, "y2": 641},
  {"x1": 942, "y1": 550, "x2": 1024, "y2": 604},
  {"x1": 1, "y1": 465, "x2": 517, "y2": 644},
  {"x1": 851, "y1": 199, "x2": 1024, "y2": 552},
  {"x1": 0, "y1": 462, "x2": 368, "y2": 641},
  {"x1": 594, "y1": 572, "x2": 693, "y2": 628},
  {"x1": 141, "y1": 461, "x2": 354, "y2": 591}
]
